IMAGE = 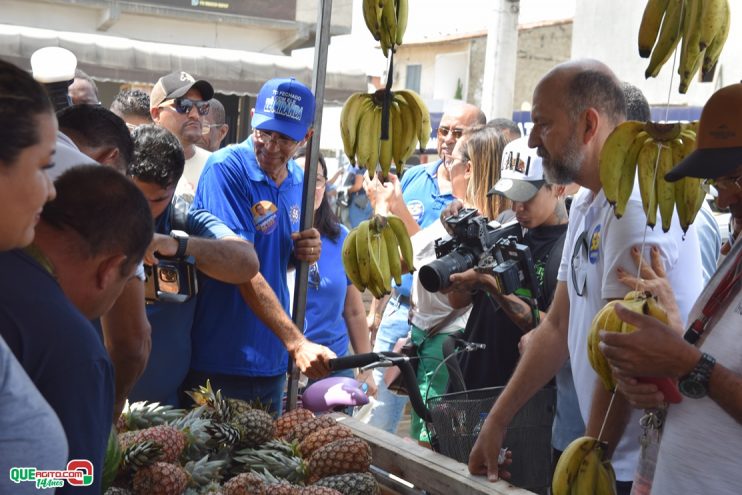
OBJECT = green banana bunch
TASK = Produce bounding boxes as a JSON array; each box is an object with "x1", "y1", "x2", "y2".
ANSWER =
[
  {"x1": 588, "y1": 291, "x2": 668, "y2": 391},
  {"x1": 361, "y1": 0, "x2": 408, "y2": 57},
  {"x1": 341, "y1": 214, "x2": 414, "y2": 298},
  {"x1": 552, "y1": 436, "x2": 616, "y2": 495},
  {"x1": 339, "y1": 89, "x2": 430, "y2": 179},
  {"x1": 600, "y1": 121, "x2": 702, "y2": 230},
  {"x1": 639, "y1": 0, "x2": 730, "y2": 93}
]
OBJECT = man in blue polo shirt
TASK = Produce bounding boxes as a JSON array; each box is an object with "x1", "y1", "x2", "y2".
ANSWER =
[
  {"x1": 362, "y1": 101, "x2": 486, "y2": 433},
  {"x1": 184, "y1": 78, "x2": 335, "y2": 413}
]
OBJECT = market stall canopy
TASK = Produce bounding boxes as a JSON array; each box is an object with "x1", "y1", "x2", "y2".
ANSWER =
[{"x1": 0, "y1": 24, "x2": 366, "y2": 102}]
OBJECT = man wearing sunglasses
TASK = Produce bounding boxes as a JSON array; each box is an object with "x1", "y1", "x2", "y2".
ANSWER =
[
  {"x1": 183, "y1": 78, "x2": 334, "y2": 414},
  {"x1": 150, "y1": 71, "x2": 214, "y2": 200},
  {"x1": 468, "y1": 60, "x2": 703, "y2": 494},
  {"x1": 361, "y1": 101, "x2": 485, "y2": 434},
  {"x1": 598, "y1": 83, "x2": 742, "y2": 495}
]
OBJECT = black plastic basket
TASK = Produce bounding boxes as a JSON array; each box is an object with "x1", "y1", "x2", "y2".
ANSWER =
[{"x1": 427, "y1": 386, "x2": 556, "y2": 494}]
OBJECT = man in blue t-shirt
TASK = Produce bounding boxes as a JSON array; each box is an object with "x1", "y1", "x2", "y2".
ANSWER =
[
  {"x1": 184, "y1": 78, "x2": 335, "y2": 413},
  {"x1": 125, "y1": 125, "x2": 259, "y2": 407},
  {"x1": 361, "y1": 101, "x2": 486, "y2": 433},
  {"x1": 0, "y1": 166, "x2": 154, "y2": 494}
]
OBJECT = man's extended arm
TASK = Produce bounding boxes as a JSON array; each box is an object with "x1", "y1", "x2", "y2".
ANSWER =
[
  {"x1": 100, "y1": 277, "x2": 151, "y2": 420},
  {"x1": 468, "y1": 281, "x2": 571, "y2": 481},
  {"x1": 238, "y1": 273, "x2": 334, "y2": 379}
]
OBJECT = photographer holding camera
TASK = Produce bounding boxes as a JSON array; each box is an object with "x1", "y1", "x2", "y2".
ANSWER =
[
  {"x1": 126, "y1": 125, "x2": 259, "y2": 407},
  {"x1": 442, "y1": 136, "x2": 584, "y2": 462}
]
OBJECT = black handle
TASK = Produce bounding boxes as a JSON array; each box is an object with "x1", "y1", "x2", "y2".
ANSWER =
[{"x1": 329, "y1": 352, "x2": 383, "y2": 371}]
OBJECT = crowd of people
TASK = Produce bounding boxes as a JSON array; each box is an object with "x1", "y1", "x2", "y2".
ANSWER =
[{"x1": 0, "y1": 51, "x2": 740, "y2": 495}]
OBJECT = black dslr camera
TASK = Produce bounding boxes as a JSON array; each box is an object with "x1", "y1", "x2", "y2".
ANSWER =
[
  {"x1": 476, "y1": 236, "x2": 541, "y2": 301},
  {"x1": 418, "y1": 208, "x2": 521, "y2": 292},
  {"x1": 144, "y1": 254, "x2": 198, "y2": 304}
]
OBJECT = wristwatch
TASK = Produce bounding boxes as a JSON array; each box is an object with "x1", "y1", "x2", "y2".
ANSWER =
[
  {"x1": 678, "y1": 352, "x2": 716, "y2": 399},
  {"x1": 170, "y1": 230, "x2": 189, "y2": 258}
]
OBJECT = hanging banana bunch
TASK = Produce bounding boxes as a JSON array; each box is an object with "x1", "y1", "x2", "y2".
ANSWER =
[
  {"x1": 552, "y1": 436, "x2": 617, "y2": 495},
  {"x1": 340, "y1": 89, "x2": 431, "y2": 179},
  {"x1": 342, "y1": 214, "x2": 414, "y2": 298},
  {"x1": 362, "y1": 0, "x2": 408, "y2": 57},
  {"x1": 639, "y1": 0, "x2": 730, "y2": 93},
  {"x1": 599, "y1": 120, "x2": 704, "y2": 232}
]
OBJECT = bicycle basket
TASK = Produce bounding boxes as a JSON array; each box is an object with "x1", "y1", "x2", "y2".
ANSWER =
[{"x1": 427, "y1": 386, "x2": 556, "y2": 494}]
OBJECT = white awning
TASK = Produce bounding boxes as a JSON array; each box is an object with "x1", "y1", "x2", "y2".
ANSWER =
[{"x1": 0, "y1": 24, "x2": 366, "y2": 103}]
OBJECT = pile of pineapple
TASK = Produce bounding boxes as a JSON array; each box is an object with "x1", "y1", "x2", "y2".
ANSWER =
[{"x1": 104, "y1": 382, "x2": 380, "y2": 495}]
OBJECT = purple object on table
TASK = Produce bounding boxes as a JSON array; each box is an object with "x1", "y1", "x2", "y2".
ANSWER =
[{"x1": 301, "y1": 376, "x2": 369, "y2": 412}]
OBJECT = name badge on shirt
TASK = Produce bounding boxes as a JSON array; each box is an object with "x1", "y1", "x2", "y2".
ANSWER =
[
  {"x1": 589, "y1": 224, "x2": 601, "y2": 264},
  {"x1": 252, "y1": 200, "x2": 278, "y2": 235},
  {"x1": 408, "y1": 200, "x2": 424, "y2": 223}
]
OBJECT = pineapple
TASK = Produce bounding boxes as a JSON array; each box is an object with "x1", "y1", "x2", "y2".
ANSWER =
[
  {"x1": 117, "y1": 401, "x2": 186, "y2": 433},
  {"x1": 133, "y1": 456, "x2": 225, "y2": 495},
  {"x1": 223, "y1": 472, "x2": 266, "y2": 495},
  {"x1": 121, "y1": 440, "x2": 163, "y2": 471},
  {"x1": 307, "y1": 438, "x2": 372, "y2": 482},
  {"x1": 312, "y1": 472, "x2": 380, "y2": 495},
  {"x1": 104, "y1": 487, "x2": 134, "y2": 495},
  {"x1": 120, "y1": 425, "x2": 186, "y2": 463},
  {"x1": 274, "y1": 408, "x2": 314, "y2": 439},
  {"x1": 298, "y1": 426, "x2": 353, "y2": 458},
  {"x1": 227, "y1": 398, "x2": 253, "y2": 419},
  {"x1": 232, "y1": 449, "x2": 307, "y2": 484},
  {"x1": 265, "y1": 483, "x2": 301, "y2": 495},
  {"x1": 285, "y1": 416, "x2": 336, "y2": 443},
  {"x1": 233, "y1": 409, "x2": 275, "y2": 448},
  {"x1": 299, "y1": 487, "x2": 342, "y2": 495}
]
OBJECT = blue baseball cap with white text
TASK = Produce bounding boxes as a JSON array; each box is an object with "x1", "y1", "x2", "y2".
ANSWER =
[{"x1": 251, "y1": 78, "x2": 315, "y2": 142}]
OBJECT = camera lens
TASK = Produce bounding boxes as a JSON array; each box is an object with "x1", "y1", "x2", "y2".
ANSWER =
[
  {"x1": 160, "y1": 268, "x2": 178, "y2": 283},
  {"x1": 419, "y1": 249, "x2": 478, "y2": 292}
]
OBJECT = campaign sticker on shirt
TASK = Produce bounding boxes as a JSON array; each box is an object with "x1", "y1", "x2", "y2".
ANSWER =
[
  {"x1": 290, "y1": 204, "x2": 301, "y2": 225},
  {"x1": 589, "y1": 224, "x2": 601, "y2": 264},
  {"x1": 252, "y1": 200, "x2": 278, "y2": 235},
  {"x1": 408, "y1": 200, "x2": 424, "y2": 223}
]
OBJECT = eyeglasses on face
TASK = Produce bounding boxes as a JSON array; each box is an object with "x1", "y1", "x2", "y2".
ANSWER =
[
  {"x1": 160, "y1": 97, "x2": 210, "y2": 116},
  {"x1": 438, "y1": 126, "x2": 464, "y2": 139},
  {"x1": 702, "y1": 175, "x2": 742, "y2": 195},
  {"x1": 254, "y1": 129, "x2": 298, "y2": 147},
  {"x1": 571, "y1": 230, "x2": 588, "y2": 297}
]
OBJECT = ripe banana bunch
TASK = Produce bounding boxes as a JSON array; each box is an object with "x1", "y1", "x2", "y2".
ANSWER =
[
  {"x1": 552, "y1": 436, "x2": 616, "y2": 495},
  {"x1": 340, "y1": 89, "x2": 431, "y2": 179},
  {"x1": 600, "y1": 120, "x2": 704, "y2": 232},
  {"x1": 362, "y1": 0, "x2": 408, "y2": 57},
  {"x1": 639, "y1": 0, "x2": 730, "y2": 93},
  {"x1": 342, "y1": 214, "x2": 414, "y2": 298},
  {"x1": 588, "y1": 291, "x2": 668, "y2": 391}
]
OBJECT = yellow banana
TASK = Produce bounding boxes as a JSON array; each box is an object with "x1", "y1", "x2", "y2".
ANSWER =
[
  {"x1": 656, "y1": 144, "x2": 676, "y2": 233},
  {"x1": 378, "y1": 230, "x2": 392, "y2": 294},
  {"x1": 387, "y1": 214, "x2": 414, "y2": 273},
  {"x1": 355, "y1": 220, "x2": 371, "y2": 286},
  {"x1": 677, "y1": 0, "x2": 703, "y2": 94},
  {"x1": 395, "y1": 0, "x2": 408, "y2": 46},
  {"x1": 342, "y1": 229, "x2": 365, "y2": 292},
  {"x1": 396, "y1": 89, "x2": 431, "y2": 152},
  {"x1": 595, "y1": 460, "x2": 618, "y2": 495},
  {"x1": 381, "y1": 0, "x2": 398, "y2": 54},
  {"x1": 615, "y1": 130, "x2": 649, "y2": 219},
  {"x1": 699, "y1": 0, "x2": 726, "y2": 50},
  {"x1": 645, "y1": 0, "x2": 684, "y2": 79},
  {"x1": 394, "y1": 95, "x2": 419, "y2": 164},
  {"x1": 382, "y1": 223, "x2": 403, "y2": 286},
  {"x1": 701, "y1": 0, "x2": 730, "y2": 78},
  {"x1": 599, "y1": 121, "x2": 646, "y2": 207},
  {"x1": 552, "y1": 437, "x2": 602, "y2": 495},
  {"x1": 638, "y1": 0, "x2": 670, "y2": 57},
  {"x1": 572, "y1": 447, "x2": 601, "y2": 495},
  {"x1": 675, "y1": 177, "x2": 705, "y2": 233},
  {"x1": 637, "y1": 138, "x2": 660, "y2": 228},
  {"x1": 362, "y1": 0, "x2": 382, "y2": 41},
  {"x1": 340, "y1": 93, "x2": 370, "y2": 165}
]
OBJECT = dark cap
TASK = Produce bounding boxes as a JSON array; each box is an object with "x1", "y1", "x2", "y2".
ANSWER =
[
  {"x1": 150, "y1": 71, "x2": 214, "y2": 110},
  {"x1": 666, "y1": 83, "x2": 742, "y2": 182}
]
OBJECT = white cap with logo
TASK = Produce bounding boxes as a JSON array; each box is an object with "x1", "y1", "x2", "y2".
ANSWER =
[{"x1": 488, "y1": 136, "x2": 546, "y2": 202}]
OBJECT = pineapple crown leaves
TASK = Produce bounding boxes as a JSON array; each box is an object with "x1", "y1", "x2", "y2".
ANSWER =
[
  {"x1": 187, "y1": 381, "x2": 234, "y2": 423},
  {"x1": 184, "y1": 455, "x2": 228, "y2": 487},
  {"x1": 233, "y1": 449, "x2": 307, "y2": 484},
  {"x1": 121, "y1": 440, "x2": 164, "y2": 471},
  {"x1": 119, "y1": 400, "x2": 186, "y2": 430}
]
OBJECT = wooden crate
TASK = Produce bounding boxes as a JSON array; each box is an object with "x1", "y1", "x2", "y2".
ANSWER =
[{"x1": 332, "y1": 414, "x2": 536, "y2": 495}]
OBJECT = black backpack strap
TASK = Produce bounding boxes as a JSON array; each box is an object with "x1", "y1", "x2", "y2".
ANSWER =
[
  {"x1": 169, "y1": 194, "x2": 192, "y2": 232},
  {"x1": 541, "y1": 229, "x2": 568, "y2": 308}
]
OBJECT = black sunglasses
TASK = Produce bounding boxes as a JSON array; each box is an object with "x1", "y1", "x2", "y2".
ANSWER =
[
  {"x1": 161, "y1": 97, "x2": 210, "y2": 116},
  {"x1": 571, "y1": 230, "x2": 588, "y2": 297},
  {"x1": 438, "y1": 126, "x2": 464, "y2": 139}
]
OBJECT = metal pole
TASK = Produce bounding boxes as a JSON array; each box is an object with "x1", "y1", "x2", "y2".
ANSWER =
[{"x1": 287, "y1": 0, "x2": 333, "y2": 411}]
